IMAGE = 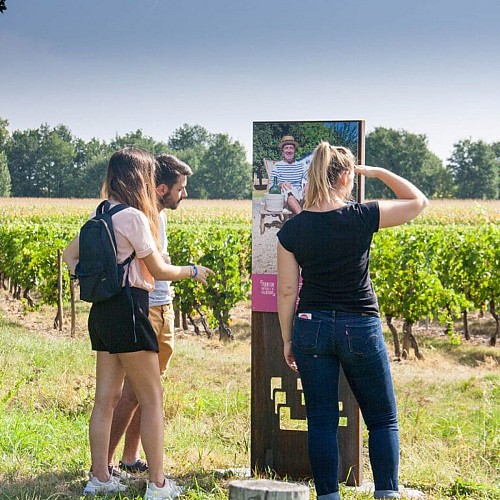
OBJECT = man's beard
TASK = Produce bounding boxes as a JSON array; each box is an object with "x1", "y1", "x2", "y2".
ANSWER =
[{"x1": 159, "y1": 192, "x2": 179, "y2": 210}]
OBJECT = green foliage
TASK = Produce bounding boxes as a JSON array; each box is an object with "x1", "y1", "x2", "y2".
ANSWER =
[
  {"x1": 0, "y1": 151, "x2": 11, "y2": 196},
  {"x1": 0, "y1": 216, "x2": 82, "y2": 304},
  {"x1": 77, "y1": 152, "x2": 109, "y2": 198},
  {"x1": 199, "y1": 226, "x2": 251, "y2": 334},
  {"x1": 7, "y1": 127, "x2": 42, "y2": 197},
  {"x1": 109, "y1": 128, "x2": 168, "y2": 155},
  {"x1": 194, "y1": 134, "x2": 252, "y2": 200},
  {"x1": 2, "y1": 121, "x2": 252, "y2": 199},
  {"x1": 0, "y1": 117, "x2": 9, "y2": 149},
  {"x1": 0, "y1": 119, "x2": 11, "y2": 196},
  {"x1": 366, "y1": 127, "x2": 451, "y2": 198},
  {"x1": 174, "y1": 147, "x2": 205, "y2": 177},
  {"x1": 0, "y1": 211, "x2": 250, "y2": 337},
  {"x1": 6, "y1": 124, "x2": 78, "y2": 198},
  {"x1": 447, "y1": 139, "x2": 499, "y2": 199},
  {"x1": 446, "y1": 478, "x2": 500, "y2": 499},
  {"x1": 167, "y1": 126, "x2": 252, "y2": 200},
  {"x1": 2, "y1": 116, "x2": 499, "y2": 200},
  {"x1": 38, "y1": 124, "x2": 76, "y2": 197},
  {"x1": 168, "y1": 123, "x2": 212, "y2": 151},
  {"x1": 371, "y1": 223, "x2": 500, "y2": 342},
  {"x1": 168, "y1": 222, "x2": 251, "y2": 337},
  {"x1": 373, "y1": 227, "x2": 464, "y2": 324},
  {"x1": 1, "y1": 205, "x2": 498, "y2": 345},
  {"x1": 71, "y1": 137, "x2": 112, "y2": 198}
]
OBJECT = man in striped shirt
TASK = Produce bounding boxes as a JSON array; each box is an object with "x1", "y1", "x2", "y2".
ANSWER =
[{"x1": 270, "y1": 135, "x2": 306, "y2": 215}]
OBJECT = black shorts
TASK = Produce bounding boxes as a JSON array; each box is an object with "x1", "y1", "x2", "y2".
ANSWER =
[{"x1": 88, "y1": 287, "x2": 159, "y2": 354}]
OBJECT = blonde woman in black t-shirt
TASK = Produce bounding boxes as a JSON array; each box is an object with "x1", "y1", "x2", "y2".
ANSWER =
[{"x1": 277, "y1": 142, "x2": 428, "y2": 500}]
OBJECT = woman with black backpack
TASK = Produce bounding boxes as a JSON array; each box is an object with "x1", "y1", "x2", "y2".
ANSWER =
[{"x1": 64, "y1": 147, "x2": 213, "y2": 499}]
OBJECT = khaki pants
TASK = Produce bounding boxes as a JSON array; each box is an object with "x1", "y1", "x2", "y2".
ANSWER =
[{"x1": 148, "y1": 303, "x2": 175, "y2": 375}]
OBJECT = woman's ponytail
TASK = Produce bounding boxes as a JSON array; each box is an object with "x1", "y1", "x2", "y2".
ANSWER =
[
  {"x1": 304, "y1": 142, "x2": 333, "y2": 209},
  {"x1": 304, "y1": 142, "x2": 355, "y2": 209}
]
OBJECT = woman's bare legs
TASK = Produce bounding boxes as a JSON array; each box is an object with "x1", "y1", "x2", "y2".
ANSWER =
[
  {"x1": 90, "y1": 351, "x2": 125, "y2": 482},
  {"x1": 118, "y1": 350, "x2": 165, "y2": 487}
]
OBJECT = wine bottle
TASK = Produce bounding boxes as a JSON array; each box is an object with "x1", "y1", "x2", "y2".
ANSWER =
[{"x1": 269, "y1": 176, "x2": 281, "y2": 194}]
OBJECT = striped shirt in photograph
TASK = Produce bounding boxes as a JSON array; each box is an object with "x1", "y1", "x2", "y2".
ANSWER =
[{"x1": 270, "y1": 160, "x2": 307, "y2": 191}]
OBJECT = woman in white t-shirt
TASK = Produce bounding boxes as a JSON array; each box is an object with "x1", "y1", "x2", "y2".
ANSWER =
[{"x1": 64, "y1": 147, "x2": 213, "y2": 499}]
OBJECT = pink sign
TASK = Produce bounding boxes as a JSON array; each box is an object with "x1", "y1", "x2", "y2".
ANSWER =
[{"x1": 252, "y1": 274, "x2": 278, "y2": 312}]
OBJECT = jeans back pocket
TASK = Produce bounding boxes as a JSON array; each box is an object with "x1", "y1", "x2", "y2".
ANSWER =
[
  {"x1": 292, "y1": 316, "x2": 321, "y2": 353},
  {"x1": 345, "y1": 318, "x2": 383, "y2": 356}
]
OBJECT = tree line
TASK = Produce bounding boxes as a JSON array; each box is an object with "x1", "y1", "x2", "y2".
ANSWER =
[
  {"x1": 365, "y1": 128, "x2": 499, "y2": 199},
  {"x1": 251, "y1": 125, "x2": 498, "y2": 200},
  {"x1": 0, "y1": 119, "x2": 252, "y2": 200},
  {"x1": 0, "y1": 117, "x2": 498, "y2": 199}
]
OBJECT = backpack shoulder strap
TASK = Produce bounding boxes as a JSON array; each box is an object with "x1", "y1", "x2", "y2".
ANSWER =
[
  {"x1": 101, "y1": 202, "x2": 135, "y2": 263},
  {"x1": 95, "y1": 200, "x2": 128, "y2": 217},
  {"x1": 106, "y1": 203, "x2": 129, "y2": 217},
  {"x1": 95, "y1": 200, "x2": 109, "y2": 215}
]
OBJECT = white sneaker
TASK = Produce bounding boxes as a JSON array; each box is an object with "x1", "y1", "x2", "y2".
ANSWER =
[
  {"x1": 400, "y1": 487, "x2": 425, "y2": 499},
  {"x1": 144, "y1": 478, "x2": 183, "y2": 499},
  {"x1": 83, "y1": 474, "x2": 127, "y2": 495}
]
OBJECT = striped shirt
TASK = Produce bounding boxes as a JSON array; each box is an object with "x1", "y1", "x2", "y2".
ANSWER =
[{"x1": 270, "y1": 160, "x2": 307, "y2": 191}]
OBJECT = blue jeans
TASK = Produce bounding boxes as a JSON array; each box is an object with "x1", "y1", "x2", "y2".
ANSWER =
[{"x1": 292, "y1": 311, "x2": 400, "y2": 499}]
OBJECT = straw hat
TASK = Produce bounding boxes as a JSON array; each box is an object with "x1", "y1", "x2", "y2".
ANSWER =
[{"x1": 278, "y1": 135, "x2": 299, "y2": 149}]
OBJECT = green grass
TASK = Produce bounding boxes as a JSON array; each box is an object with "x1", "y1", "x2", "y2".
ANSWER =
[{"x1": 0, "y1": 311, "x2": 499, "y2": 499}]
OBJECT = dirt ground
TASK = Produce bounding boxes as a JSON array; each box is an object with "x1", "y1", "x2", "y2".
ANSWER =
[
  {"x1": 0, "y1": 286, "x2": 83, "y2": 340},
  {"x1": 252, "y1": 197, "x2": 282, "y2": 274},
  {"x1": 0, "y1": 273, "x2": 498, "y2": 370},
  {"x1": 0, "y1": 285, "x2": 252, "y2": 342}
]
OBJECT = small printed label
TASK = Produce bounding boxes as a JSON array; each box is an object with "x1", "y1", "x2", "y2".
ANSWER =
[{"x1": 298, "y1": 313, "x2": 312, "y2": 320}]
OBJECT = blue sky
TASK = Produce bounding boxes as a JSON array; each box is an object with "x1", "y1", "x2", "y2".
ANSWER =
[{"x1": 1, "y1": 0, "x2": 499, "y2": 162}]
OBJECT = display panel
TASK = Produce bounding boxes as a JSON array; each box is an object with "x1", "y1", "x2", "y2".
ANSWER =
[{"x1": 252, "y1": 120, "x2": 364, "y2": 312}]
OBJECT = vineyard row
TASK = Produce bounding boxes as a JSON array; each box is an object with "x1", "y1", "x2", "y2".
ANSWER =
[{"x1": 0, "y1": 218, "x2": 498, "y2": 345}]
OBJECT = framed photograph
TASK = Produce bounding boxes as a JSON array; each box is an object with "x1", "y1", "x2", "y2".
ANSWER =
[{"x1": 252, "y1": 120, "x2": 365, "y2": 312}]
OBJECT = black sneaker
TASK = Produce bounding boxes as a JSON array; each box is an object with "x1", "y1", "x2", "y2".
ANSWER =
[
  {"x1": 119, "y1": 458, "x2": 149, "y2": 473},
  {"x1": 110, "y1": 464, "x2": 131, "y2": 480},
  {"x1": 88, "y1": 464, "x2": 131, "y2": 481}
]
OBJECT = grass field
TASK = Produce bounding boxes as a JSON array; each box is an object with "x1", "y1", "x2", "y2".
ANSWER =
[
  {"x1": 0, "y1": 296, "x2": 498, "y2": 499},
  {"x1": 0, "y1": 197, "x2": 499, "y2": 499}
]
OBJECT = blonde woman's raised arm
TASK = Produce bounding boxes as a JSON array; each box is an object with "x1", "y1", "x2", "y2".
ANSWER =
[{"x1": 355, "y1": 165, "x2": 429, "y2": 228}]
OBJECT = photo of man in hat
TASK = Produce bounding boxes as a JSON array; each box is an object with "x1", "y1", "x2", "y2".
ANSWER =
[{"x1": 270, "y1": 135, "x2": 307, "y2": 215}]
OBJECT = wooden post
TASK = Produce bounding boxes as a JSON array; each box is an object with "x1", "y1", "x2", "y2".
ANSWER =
[
  {"x1": 251, "y1": 312, "x2": 362, "y2": 485},
  {"x1": 174, "y1": 307, "x2": 180, "y2": 329},
  {"x1": 56, "y1": 250, "x2": 64, "y2": 331},
  {"x1": 229, "y1": 479, "x2": 309, "y2": 500},
  {"x1": 69, "y1": 278, "x2": 76, "y2": 338},
  {"x1": 173, "y1": 297, "x2": 180, "y2": 328}
]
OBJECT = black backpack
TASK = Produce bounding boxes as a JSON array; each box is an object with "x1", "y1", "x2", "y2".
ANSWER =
[{"x1": 75, "y1": 200, "x2": 135, "y2": 303}]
